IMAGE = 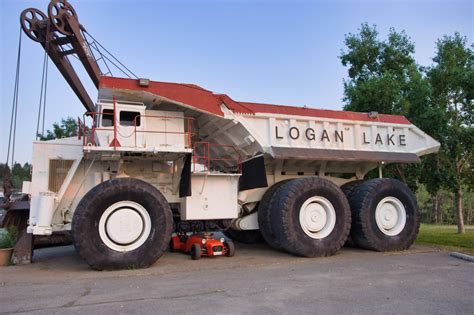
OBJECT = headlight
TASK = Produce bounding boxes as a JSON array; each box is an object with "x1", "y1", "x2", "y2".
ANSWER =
[
  {"x1": 220, "y1": 238, "x2": 225, "y2": 243},
  {"x1": 201, "y1": 239, "x2": 206, "y2": 244}
]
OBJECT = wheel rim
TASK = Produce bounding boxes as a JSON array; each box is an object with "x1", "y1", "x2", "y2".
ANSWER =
[
  {"x1": 98, "y1": 201, "x2": 151, "y2": 252},
  {"x1": 375, "y1": 197, "x2": 407, "y2": 236},
  {"x1": 299, "y1": 196, "x2": 336, "y2": 239}
]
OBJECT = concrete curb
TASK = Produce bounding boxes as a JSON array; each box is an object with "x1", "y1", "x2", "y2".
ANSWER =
[{"x1": 449, "y1": 252, "x2": 474, "y2": 262}]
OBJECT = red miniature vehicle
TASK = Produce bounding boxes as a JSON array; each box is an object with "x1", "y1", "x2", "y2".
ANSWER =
[{"x1": 170, "y1": 233, "x2": 235, "y2": 260}]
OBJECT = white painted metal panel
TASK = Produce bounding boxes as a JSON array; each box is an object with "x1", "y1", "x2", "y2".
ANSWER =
[
  {"x1": 229, "y1": 113, "x2": 440, "y2": 157},
  {"x1": 143, "y1": 110, "x2": 186, "y2": 151},
  {"x1": 180, "y1": 173, "x2": 239, "y2": 220},
  {"x1": 27, "y1": 137, "x2": 83, "y2": 234}
]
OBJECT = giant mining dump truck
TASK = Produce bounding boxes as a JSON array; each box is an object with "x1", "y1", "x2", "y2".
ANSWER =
[{"x1": 15, "y1": 1, "x2": 439, "y2": 270}]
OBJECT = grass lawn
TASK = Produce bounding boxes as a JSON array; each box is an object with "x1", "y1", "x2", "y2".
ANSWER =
[{"x1": 415, "y1": 224, "x2": 474, "y2": 255}]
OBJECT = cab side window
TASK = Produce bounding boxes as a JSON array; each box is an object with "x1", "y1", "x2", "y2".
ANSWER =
[
  {"x1": 102, "y1": 109, "x2": 114, "y2": 127},
  {"x1": 120, "y1": 111, "x2": 141, "y2": 127}
]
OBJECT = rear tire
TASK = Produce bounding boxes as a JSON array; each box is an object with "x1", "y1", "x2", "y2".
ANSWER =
[
  {"x1": 191, "y1": 243, "x2": 201, "y2": 260},
  {"x1": 258, "y1": 180, "x2": 291, "y2": 250},
  {"x1": 340, "y1": 180, "x2": 363, "y2": 247},
  {"x1": 348, "y1": 178, "x2": 420, "y2": 251},
  {"x1": 72, "y1": 178, "x2": 173, "y2": 270},
  {"x1": 271, "y1": 177, "x2": 351, "y2": 257},
  {"x1": 223, "y1": 228, "x2": 263, "y2": 244},
  {"x1": 341, "y1": 180, "x2": 363, "y2": 200},
  {"x1": 169, "y1": 239, "x2": 176, "y2": 252}
]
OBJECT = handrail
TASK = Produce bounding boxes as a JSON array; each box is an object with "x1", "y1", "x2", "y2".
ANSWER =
[
  {"x1": 110, "y1": 97, "x2": 120, "y2": 148},
  {"x1": 193, "y1": 142, "x2": 241, "y2": 173},
  {"x1": 81, "y1": 111, "x2": 114, "y2": 146},
  {"x1": 97, "y1": 99, "x2": 144, "y2": 106}
]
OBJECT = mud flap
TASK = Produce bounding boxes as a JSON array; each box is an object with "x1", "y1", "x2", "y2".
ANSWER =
[
  {"x1": 239, "y1": 154, "x2": 268, "y2": 191},
  {"x1": 179, "y1": 153, "x2": 192, "y2": 197},
  {"x1": 11, "y1": 230, "x2": 33, "y2": 265}
]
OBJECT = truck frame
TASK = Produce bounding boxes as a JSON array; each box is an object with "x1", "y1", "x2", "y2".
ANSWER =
[{"x1": 18, "y1": 1, "x2": 439, "y2": 270}]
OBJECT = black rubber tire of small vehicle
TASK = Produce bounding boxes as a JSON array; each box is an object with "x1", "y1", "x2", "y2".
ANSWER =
[
  {"x1": 224, "y1": 241, "x2": 235, "y2": 257},
  {"x1": 258, "y1": 180, "x2": 292, "y2": 250},
  {"x1": 169, "y1": 239, "x2": 176, "y2": 252},
  {"x1": 270, "y1": 177, "x2": 351, "y2": 257},
  {"x1": 223, "y1": 228, "x2": 264, "y2": 244},
  {"x1": 191, "y1": 243, "x2": 201, "y2": 260},
  {"x1": 72, "y1": 178, "x2": 173, "y2": 270},
  {"x1": 347, "y1": 178, "x2": 420, "y2": 252}
]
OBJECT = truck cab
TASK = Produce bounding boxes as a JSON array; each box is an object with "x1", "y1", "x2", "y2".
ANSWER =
[{"x1": 88, "y1": 100, "x2": 190, "y2": 153}]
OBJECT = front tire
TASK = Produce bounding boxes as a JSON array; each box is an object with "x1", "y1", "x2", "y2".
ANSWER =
[
  {"x1": 72, "y1": 178, "x2": 173, "y2": 270},
  {"x1": 191, "y1": 243, "x2": 201, "y2": 260},
  {"x1": 224, "y1": 241, "x2": 235, "y2": 257},
  {"x1": 348, "y1": 178, "x2": 420, "y2": 251}
]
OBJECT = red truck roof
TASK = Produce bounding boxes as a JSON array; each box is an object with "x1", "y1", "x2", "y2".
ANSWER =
[{"x1": 99, "y1": 76, "x2": 411, "y2": 125}]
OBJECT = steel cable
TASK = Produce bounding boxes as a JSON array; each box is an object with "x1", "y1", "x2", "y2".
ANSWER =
[
  {"x1": 6, "y1": 28, "x2": 22, "y2": 166},
  {"x1": 42, "y1": 53, "x2": 49, "y2": 136},
  {"x1": 36, "y1": 50, "x2": 48, "y2": 139},
  {"x1": 83, "y1": 30, "x2": 138, "y2": 79}
]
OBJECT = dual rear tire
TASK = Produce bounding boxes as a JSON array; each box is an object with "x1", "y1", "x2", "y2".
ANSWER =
[{"x1": 258, "y1": 177, "x2": 419, "y2": 257}]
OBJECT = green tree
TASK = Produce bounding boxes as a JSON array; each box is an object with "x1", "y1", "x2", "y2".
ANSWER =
[
  {"x1": 340, "y1": 25, "x2": 473, "y2": 232},
  {"x1": 339, "y1": 23, "x2": 433, "y2": 190},
  {"x1": 0, "y1": 162, "x2": 31, "y2": 190},
  {"x1": 11, "y1": 163, "x2": 31, "y2": 189},
  {"x1": 427, "y1": 33, "x2": 473, "y2": 234},
  {"x1": 39, "y1": 117, "x2": 78, "y2": 140},
  {"x1": 340, "y1": 23, "x2": 422, "y2": 115}
]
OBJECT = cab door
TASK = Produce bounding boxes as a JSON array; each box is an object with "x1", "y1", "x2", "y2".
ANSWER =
[{"x1": 117, "y1": 109, "x2": 144, "y2": 148}]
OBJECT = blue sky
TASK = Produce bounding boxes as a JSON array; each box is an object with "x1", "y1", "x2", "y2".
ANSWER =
[{"x1": 1, "y1": 0, "x2": 472, "y2": 164}]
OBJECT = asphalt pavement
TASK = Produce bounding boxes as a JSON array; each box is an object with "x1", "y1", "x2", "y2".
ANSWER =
[{"x1": 0, "y1": 243, "x2": 472, "y2": 314}]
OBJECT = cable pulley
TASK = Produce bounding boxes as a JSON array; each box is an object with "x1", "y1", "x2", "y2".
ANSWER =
[
  {"x1": 20, "y1": 8, "x2": 48, "y2": 43},
  {"x1": 19, "y1": 0, "x2": 140, "y2": 114},
  {"x1": 48, "y1": 0, "x2": 78, "y2": 36}
]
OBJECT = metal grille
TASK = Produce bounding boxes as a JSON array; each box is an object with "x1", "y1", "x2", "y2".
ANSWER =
[
  {"x1": 48, "y1": 159, "x2": 74, "y2": 193},
  {"x1": 212, "y1": 246, "x2": 223, "y2": 252}
]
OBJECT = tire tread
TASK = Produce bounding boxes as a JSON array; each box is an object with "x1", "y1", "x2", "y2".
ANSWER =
[
  {"x1": 270, "y1": 177, "x2": 351, "y2": 257},
  {"x1": 72, "y1": 178, "x2": 173, "y2": 270},
  {"x1": 348, "y1": 178, "x2": 420, "y2": 251}
]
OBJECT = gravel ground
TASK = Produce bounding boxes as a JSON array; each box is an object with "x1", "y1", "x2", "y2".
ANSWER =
[{"x1": 0, "y1": 243, "x2": 472, "y2": 314}]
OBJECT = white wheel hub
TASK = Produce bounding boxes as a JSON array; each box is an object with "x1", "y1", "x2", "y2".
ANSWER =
[
  {"x1": 99, "y1": 201, "x2": 151, "y2": 252},
  {"x1": 299, "y1": 196, "x2": 336, "y2": 239},
  {"x1": 375, "y1": 197, "x2": 406, "y2": 236}
]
